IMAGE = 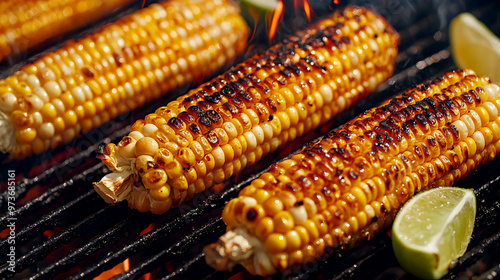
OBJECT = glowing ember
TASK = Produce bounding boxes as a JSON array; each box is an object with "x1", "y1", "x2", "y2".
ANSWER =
[
  {"x1": 142, "y1": 0, "x2": 146, "y2": 8},
  {"x1": 333, "y1": 0, "x2": 339, "y2": 4},
  {"x1": 268, "y1": 0, "x2": 284, "y2": 42}
]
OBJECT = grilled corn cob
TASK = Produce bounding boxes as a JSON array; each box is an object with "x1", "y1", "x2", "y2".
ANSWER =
[
  {"x1": 0, "y1": 0, "x2": 249, "y2": 160},
  {"x1": 0, "y1": 0, "x2": 135, "y2": 63},
  {"x1": 94, "y1": 6, "x2": 400, "y2": 214},
  {"x1": 204, "y1": 70, "x2": 500, "y2": 276}
]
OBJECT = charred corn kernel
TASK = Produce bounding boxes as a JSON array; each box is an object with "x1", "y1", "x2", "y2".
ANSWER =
[
  {"x1": 95, "y1": 6, "x2": 399, "y2": 215},
  {"x1": 205, "y1": 71, "x2": 500, "y2": 276},
  {"x1": 0, "y1": 0, "x2": 136, "y2": 63},
  {"x1": 142, "y1": 169, "x2": 168, "y2": 190},
  {"x1": 0, "y1": 0, "x2": 248, "y2": 161}
]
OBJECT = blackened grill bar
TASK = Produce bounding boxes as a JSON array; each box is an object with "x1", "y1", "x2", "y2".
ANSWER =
[{"x1": 1, "y1": 0, "x2": 499, "y2": 279}]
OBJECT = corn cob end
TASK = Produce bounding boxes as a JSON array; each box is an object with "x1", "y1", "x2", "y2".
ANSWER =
[{"x1": 204, "y1": 227, "x2": 276, "y2": 275}]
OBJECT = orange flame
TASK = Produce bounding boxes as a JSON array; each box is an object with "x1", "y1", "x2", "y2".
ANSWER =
[
  {"x1": 268, "y1": 0, "x2": 284, "y2": 42},
  {"x1": 333, "y1": 0, "x2": 339, "y2": 4},
  {"x1": 93, "y1": 258, "x2": 130, "y2": 279},
  {"x1": 303, "y1": 0, "x2": 311, "y2": 22}
]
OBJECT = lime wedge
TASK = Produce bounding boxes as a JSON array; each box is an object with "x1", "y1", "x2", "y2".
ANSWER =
[
  {"x1": 392, "y1": 187, "x2": 476, "y2": 279},
  {"x1": 450, "y1": 13, "x2": 500, "y2": 83}
]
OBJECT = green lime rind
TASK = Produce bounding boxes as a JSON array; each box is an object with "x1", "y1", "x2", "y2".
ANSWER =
[
  {"x1": 450, "y1": 13, "x2": 500, "y2": 83},
  {"x1": 392, "y1": 187, "x2": 476, "y2": 279}
]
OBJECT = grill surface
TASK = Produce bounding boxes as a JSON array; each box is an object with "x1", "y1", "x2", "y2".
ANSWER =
[{"x1": 1, "y1": 0, "x2": 499, "y2": 279}]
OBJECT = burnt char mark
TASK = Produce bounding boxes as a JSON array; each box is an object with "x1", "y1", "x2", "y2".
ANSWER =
[
  {"x1": 231, "y1": 97, "x2": 246, "y2": 109},
  {"x1": 424, "y1": 111, "x2": 437, "y2": 126},
  {"x1": 188, "y1": 123, "x2": 201, "y2": 135},
  {"x1": 223, "y1": 102, "x2": 239, "y2": 115},
  {"x1": 461, "y1": 91, "x2": 475, "y2": 106},
  {"x1": 286, "y1": 64, "x2": 302, "y2": 76},
  {"x1": 197, "y1": 101, "x2": 213, "y2": 111},
  {"x1": 204, "y1": 95, "x2": 219, "y2": 104},
  {"x1": 279, "y1": 69, "x2": 293, "y2": 78},
  {"x1": 415, "y1": 114, "x2": 428, "y2": 126},
  {"x1": 113, "y1": 53, "x2": 124, "y2": 67},
  {"x1": 285, "y1": 182, "x2": 299, "y2": 193},
  {"x1": 206, "y1": 131, "x2": 219, "y2": 147},
  {"x1": 199, "y1": 116, "x2": 212, "y2": 129},
  {"x1": 168, "y1": 117, "x2": 184, "y2": 130},
  {"x1": 206, "y1": 110, "x2": 222, "y2": 125},
  {"x1": 178, "y1": 111, "x2": 196, "y2": 124},
  {"x1": 238, "y1": 90, "x2": 253, "y2": 102},
  {"x1": 239, "y1": 76, "x2": 252, "y2": 87},
  {"x1": 297, "y1": 61, "x2": 312, "y2": 73},
  {"x1": 246, "y1": 209, "x2": 257, "y2": 221},
  {"x1": 266, "y1": 98, "x2": 278, "y2": 113},
  {"x1": 221, "y1": 83, "x2": 236, "y2": 97},
  {"x1": 427, "y1": 137, "x2": 436, "y2": 146},
  {"x1": 188, "y1": 106, "x2": 205, "y2": 117},
  {"x1": 448, "y1": 125, "x2": 460, "y2": 140},
  {"x1": 82, "y1": 67, "x2": 95, "y2": 78},
  {"x1": 297, "y1": 176, "x2": 312, "y2": 189},
  {"x1": 469, "y1": 89, "x2": 481, "y2": 104}
]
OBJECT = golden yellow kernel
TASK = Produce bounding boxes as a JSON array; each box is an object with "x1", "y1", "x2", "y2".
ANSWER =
[
  {"x1": 253, "y1": 189, "x2": 271, "y2": 203},
  {"x1": 81, "y1": 118, "x2": 94, "y2": 132},
  {"x1": 265, "y1": 233, "x2": 286, "y2": 253},
  {"x1": 16, "y1": 128, "x2": 37, "y2": 144},
  {"x1": 172, "y1": 175, "x2": 189, "y2": 191},
  {"x1": 83, "y1": 101, "x2": 96, "y2": 118},
  {"x1": 289, "y1": 250, "x2": 303, "y2": 266},
  {"x1": 178, "y1": 147, "x2": 196, "y2": 167},
  {"x1": 263, "y1": 197, "x2": 284, "y2": 216},
  {"x1": 135, "y1": 136, "x2": 159, "y2": 156},
  {"x1": 273, "y1": 211, "x2": 295, "y2": 233},
  {"x1": 302, "y1": 219, "x2": 319, "y2": 241},
  {"x1": 255, "y1": 217, "x2": 274, "y2": 239},
  {"x1": 31, "y1": 137, "x2": 45, "y2": 155},
  {"x1": 222, "y1": 199, "x2": 238, "y2": 227},
  {"x1": 40, "y1": 103, "x2": 58, "y2": 120},
  {"x1": 285, "y1": 230, "x2": 301, "y2": 252},
  {"x1": 53, "y1": 117, "x2": 65, "y2": 134},
  {"x1": 11, "y1": 110, "x2": 31, "y2": 128},
  {"x1": 149, "y1": 184, "x2": 171, "y2": 201},
  {"x1": 239, "y1": 185, "x2": 257, "y2": 197},
  {"x1": 165, "y1": 160, "x2": 183, "y2": 179},
  {"x1": 488, "y1": 121, "x2": 500, "y2": 142}
]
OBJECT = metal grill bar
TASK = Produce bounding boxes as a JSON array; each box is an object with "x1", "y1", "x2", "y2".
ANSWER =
[
  {"x1": 29, "y1": 210, "x2": 151, "y2": 280},
  {"x1": 0, "y1": 163, "x2": 106, "y2": 229},
  {"x1": 115, "y1": 217, "x2": 226, "y2": 280},
  {"x1": 0, "y1": 189, "x2": 99, "y2": 254}
]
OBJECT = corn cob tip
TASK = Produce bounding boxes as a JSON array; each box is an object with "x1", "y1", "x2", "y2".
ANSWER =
[
  {"x1": 0, "y1": 111, "x2": 15, "y2": 154},
  {"x1": 93, "y1": 171, "x2": 134, "y2": 204},
  {"x1": 204, "y1": 227, "x2": 276, "y2": 276}
]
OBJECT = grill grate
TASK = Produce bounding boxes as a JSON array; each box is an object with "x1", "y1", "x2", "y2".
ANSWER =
[{"x1": 1, "y1": 0, "x2": 499, "y2": 279}]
